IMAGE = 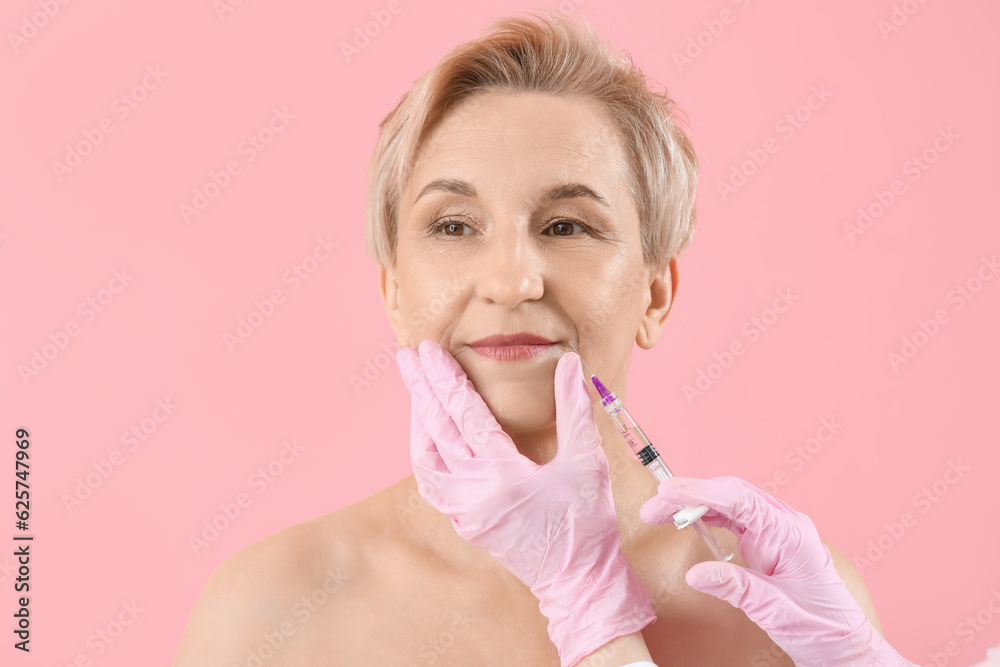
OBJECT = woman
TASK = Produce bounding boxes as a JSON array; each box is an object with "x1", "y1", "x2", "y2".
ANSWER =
[{"x1": 176, "y1": 11, "x2": 882, "y2": 665}]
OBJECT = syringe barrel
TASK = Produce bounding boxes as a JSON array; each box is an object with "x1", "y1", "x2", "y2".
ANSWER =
[
  {"x1": 600, "y1": 395, "x2": 674, "y2": 478},
  {"x1": 599, "y1": 389, "x2": 732, "y2": 562}
]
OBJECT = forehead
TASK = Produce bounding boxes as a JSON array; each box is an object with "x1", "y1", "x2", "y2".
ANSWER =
[{"x1": 405, "y1": 92, "x2": 631, "y2": 207}]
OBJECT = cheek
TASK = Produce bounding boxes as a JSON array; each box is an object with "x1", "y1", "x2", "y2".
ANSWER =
[
  {"x1": 575, "y1": 271, "x2": 638, "y2": 338},
  {"x1": 398, "y1": 267, "x2": 467, "y2": 338},
  {"x1": 573, "y1": 269, "x2": 646, "y2": 364}
]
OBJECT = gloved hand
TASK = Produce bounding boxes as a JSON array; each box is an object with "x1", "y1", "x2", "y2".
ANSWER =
[
  {"x1": 640, "y1": 476, "x2": 916, "y2": 666},
  {"x1": 397, "y1": 340, "x2": 655, "y2": 667}
]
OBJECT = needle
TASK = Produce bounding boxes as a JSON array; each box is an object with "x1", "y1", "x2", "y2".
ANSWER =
[{"x1": 567, "y1": 341, "x2": 597, "y2": 379}]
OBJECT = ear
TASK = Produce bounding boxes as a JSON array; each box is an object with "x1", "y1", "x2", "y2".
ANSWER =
[
  {"x1": 635, "y1": 257, "x2": 678, "y2": 350},
  {"x1": 379, "y1": 264, "x2": 411, "y2": 347}
]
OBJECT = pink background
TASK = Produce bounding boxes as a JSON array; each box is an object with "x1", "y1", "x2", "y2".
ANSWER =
[{"x1": 2, "y1": 0, "x2": 998, "y2": 664}]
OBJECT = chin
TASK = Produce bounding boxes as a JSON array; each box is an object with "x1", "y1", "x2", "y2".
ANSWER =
[{"x1": 480, "y1": 392, "x2": 557, "y2": 437}]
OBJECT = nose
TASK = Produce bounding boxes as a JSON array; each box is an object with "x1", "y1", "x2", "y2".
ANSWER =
[{"x1": 474, "y1": 221, "x2": 544, "y2": 308}]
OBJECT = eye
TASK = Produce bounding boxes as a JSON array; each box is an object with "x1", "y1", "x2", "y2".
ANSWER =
[
  {"x1": 431, "y1": 219, "x2": 474, "y2": 237},
  {"x1": 429, "y1": 217, "x2": 592, "y2": 238},
  {"x1": 545, "y1": 219, "x2": 590, "y2": 237}
]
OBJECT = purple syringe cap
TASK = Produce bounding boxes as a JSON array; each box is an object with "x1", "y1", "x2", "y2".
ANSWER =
[{"x1": 590, "y1": 374, "x2": 613, "y2": 402}]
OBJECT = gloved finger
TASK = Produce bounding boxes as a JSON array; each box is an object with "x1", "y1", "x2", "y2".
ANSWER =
[
  {"x1": 641, "y1": 476, "x2": 793, "y2": 540},
  {"x1": 418, "y1": 340, "x2": 514, "y2": 460},
  {"x1": 684, "y1": 561, "x2": 779, "y2": 622},
  {"x1": 553, "y1": 352, "x2": 602, "y2": 461},
  {"x1": 639, "y1": 476, "x2": 742, "y2": 535},
  {"x1": 412, "y1": 438, "x2": 455, "y2": 515},
  {"x1": 404, "y1": 385, "x2": 449, "y2": 477},
  {"x1": 397, "y1": 345, "x2": 471, "y2": 471},
  {"x1": 398, "y1": 347, "x2": 449, "y2": 475},
  {"x1": 398, "y1": 348, "x2": 455, "y2": 510},
  {"x1": 688, "y1": 476, "x2": 813, "y2": 557}
]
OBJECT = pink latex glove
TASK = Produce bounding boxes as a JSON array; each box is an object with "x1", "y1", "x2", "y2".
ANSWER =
[
  {"x1": 396, "y1": 340, "x2": 655, "y2": 667},
  {"x1": 640, "y1": 476, "x2": 917, "y2": 666}
]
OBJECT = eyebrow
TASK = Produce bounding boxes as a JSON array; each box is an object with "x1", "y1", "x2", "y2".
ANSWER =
[{"x1": 412, "y1": 178, "x2": 610, "y2": 209}]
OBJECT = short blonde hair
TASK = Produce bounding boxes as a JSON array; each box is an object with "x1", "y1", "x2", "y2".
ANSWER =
[{"x1": 365, "y1": 10, "x2": 699, "y2": 272}]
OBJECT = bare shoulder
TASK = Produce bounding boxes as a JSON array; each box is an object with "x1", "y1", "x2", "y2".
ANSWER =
[
  {"x1": 174, "y1": 501, "x2": 369, "y2": 665},
  {"x1": 823, "y1": 538, "x2": 884, "y2": 634}
]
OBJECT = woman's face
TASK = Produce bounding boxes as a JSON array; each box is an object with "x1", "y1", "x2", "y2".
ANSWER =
[{"x1": 381, "y1": 91, "x2": 676, "y2": 455}]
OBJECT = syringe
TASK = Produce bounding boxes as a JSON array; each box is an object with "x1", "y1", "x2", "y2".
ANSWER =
[{"x1": 568, "y1": 344, "x2": 734, "y2": 562}]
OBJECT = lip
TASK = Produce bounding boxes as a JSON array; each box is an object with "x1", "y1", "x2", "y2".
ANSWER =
[
  {"x1": 469, "y1": 333, "x2": 555, "y2": 347},
  {"x1": 468, "y1": 333, "x2": 557, "y2": 361}
]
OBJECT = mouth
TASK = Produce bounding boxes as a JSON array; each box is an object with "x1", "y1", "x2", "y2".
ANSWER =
[{"x1": 468, "y1": 333, "x2": 559, "y2": 362}]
